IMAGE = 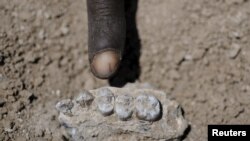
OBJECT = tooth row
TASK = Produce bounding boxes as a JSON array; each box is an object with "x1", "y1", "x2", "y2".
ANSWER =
[
  {"x1": 96, "y1": 88, "x2": 161, "y2": 121},
  {"x1": 59, "y1": 88, "x2": 161, "y2": 122}
]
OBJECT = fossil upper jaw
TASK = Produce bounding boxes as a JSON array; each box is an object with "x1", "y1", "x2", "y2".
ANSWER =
[{"x1": 56, "y1": 84, "x2": 188, "y2": 141}]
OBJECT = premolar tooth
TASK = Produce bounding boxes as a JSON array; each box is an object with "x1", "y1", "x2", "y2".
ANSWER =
[
  {"x1": 115, "y1": 94, "x2": 133, "y2": 121},
  {"x1": 135, "y1": 94, "x2": 161, "y2": 121},
  {"x1": 56, "y1": 99, "x2": 74, "y2": 116},
  {"x1": 75, "y1": 90, "x2": 94, "y2": 107},
  {"x1": 96, "y1": 88, "x2": 114, "y2": 116}
]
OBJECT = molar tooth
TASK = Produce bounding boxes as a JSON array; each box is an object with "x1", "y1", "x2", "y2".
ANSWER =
[
  {"x1": 115, "y1": 94, "x2": 133, "y2": 121},
  {"x1": 135, "y1": 94, "x2": 161, "y2": 121},
  {"x1": 96, "y1": 88, "x2": 114, "y2": 116},
  {"x1": 56, "y1": 99, "x2": 74, "y2": 116},
  {"x1": 75, "y1": 90, "x2": 94, "y2": 107}
]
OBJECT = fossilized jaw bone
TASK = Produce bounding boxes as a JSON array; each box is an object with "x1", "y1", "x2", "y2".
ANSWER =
[
  {"x1": 135, "y1": 94, "x2": 161, "y2": 121},
  {"x1": 56, "y1": 85, "x2": 188, "y2": 141},
  {"x1": 115, "y1": 94, "x2": 134, "y2": 121},
  {"x1": 96, "y1": 88, "x2": 115, "y2": 116}
]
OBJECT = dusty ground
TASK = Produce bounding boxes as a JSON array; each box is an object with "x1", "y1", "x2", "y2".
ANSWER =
[{"x1": 1, "y1": 0, "x2": 250, "y2": 140}]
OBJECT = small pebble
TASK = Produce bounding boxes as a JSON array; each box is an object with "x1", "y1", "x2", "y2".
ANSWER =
[{"x1": 228, "y1": 44, "x2": 241, "y2": 59}]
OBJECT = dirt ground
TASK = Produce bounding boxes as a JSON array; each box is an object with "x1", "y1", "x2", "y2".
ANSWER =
[{"x1": 1, "y1": 0, "x2": 250, "y2": 140}]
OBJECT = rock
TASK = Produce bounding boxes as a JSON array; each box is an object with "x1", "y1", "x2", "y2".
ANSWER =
[
  {"x1": 60, "y1": 26, "x2": 69, "y2": 35},
  {"x1": 56, "y1": 84, "x2": 188, "y2": 141},
  {"x1": 228, "y1": 44, "x2": 241, "y2": 59},
  {"x1": 37, "y1": 29, "x2": 46, "y2": 40},
  {"x1": 34, "y1": 76, "x2": 44, "y2": 87}
]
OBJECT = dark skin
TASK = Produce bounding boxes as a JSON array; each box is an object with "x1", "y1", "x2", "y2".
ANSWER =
[{"x1": 87, "y1": 0, "x2": 126, "y2": 79}]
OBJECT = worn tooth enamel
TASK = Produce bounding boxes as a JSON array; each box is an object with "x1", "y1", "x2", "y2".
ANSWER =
[
  {"x1": 56, "y1": 99, "x2": 74, "y2": 116},
  {"x1": 96, "y1": 88, "x2": 114, "y2": 116},
  {"x1": 75, "y1": 90, "x2": 94, "y2": 107},
  {"x1": 115, "y1": 94, "x2": 133, "y2": 121},
  {"x1": 135, "y1": 94, "x2": 161, "y2": 121}
]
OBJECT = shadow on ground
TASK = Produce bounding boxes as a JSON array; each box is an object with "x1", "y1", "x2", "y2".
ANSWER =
[{"x1": 109, "y1": 0, "x2": 141, "y2": 87}]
